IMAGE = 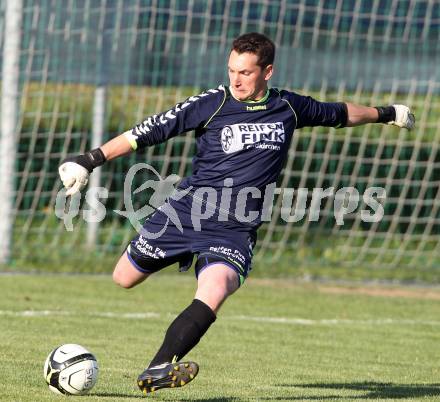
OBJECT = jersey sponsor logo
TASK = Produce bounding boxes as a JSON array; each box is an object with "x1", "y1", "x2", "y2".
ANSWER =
[
  {"x1": 221, "y1": 126, "x2": 234, "y2": 152},
  {"x1": 220, "y1": 122, "x2": 285, "y2": 153}
]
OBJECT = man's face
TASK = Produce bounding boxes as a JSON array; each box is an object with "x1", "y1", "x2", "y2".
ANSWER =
[{"x1": 228, "y1": 50, "x2": 273, "y2": 101}]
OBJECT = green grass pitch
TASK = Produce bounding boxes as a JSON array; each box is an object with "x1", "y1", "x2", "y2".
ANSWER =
[{"x1": 0, "y1": 273, "x2": 439, "y2": 401}]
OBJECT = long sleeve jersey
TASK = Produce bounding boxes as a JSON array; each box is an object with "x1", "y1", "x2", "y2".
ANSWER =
[{"x1": 124, "y1": 85, "x2": 347, "y2": 228}]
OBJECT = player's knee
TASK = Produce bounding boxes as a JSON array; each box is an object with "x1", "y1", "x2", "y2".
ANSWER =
[{"x1": 112, "y1": 269, "x2": 135, "y2": 289}]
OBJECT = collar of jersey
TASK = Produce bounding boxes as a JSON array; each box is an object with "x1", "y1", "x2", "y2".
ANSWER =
[{"x1": 228, "y1": 87, "x2": 270, "y2": 104}]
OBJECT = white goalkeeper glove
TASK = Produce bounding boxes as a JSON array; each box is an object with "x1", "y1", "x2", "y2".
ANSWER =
[
  {"x1": 58, "y1": 148, "x2": 106, "y2": 196},
  {"x1": 389, "y1": 104, "x2": 415, "y2": 129},
  {"x1": 375, "y1": 104, "x2": 415, "y2": 130}
]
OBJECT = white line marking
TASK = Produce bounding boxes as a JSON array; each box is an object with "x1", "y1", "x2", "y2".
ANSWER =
[
  {"x1": 229, "y1": 315, "x2": 440, "y2": 326},
  {"x1": 0, "y1": 310, "x2": 439, "y2": 326},
  {"x1": 0, "y1": 310, "x2": 160, "y2": 319}
]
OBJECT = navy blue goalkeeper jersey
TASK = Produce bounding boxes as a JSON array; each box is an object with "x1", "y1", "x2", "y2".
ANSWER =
[{"x1": 124, "y1": 85, "x2": 347, "y2": 228}]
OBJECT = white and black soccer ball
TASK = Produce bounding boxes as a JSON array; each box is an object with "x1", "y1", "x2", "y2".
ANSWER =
[{"x1": 43, "y1": 344, "x2": 99, "y2": 395}]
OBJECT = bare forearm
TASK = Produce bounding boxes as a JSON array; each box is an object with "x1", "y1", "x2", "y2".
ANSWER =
[
  {"x1": 346, "y1": 103, "x2": 379, "y2": 127},
  {"x1": 100, "y1": 133, "x2": 134, "y2": 161}
]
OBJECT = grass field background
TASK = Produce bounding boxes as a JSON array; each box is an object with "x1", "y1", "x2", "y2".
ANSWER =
[
  {"x1": 0, "y1": 273, "x2": 439, "y2": 401},
  {"x1": 19, "y1": 83, "x2": 440, "y2": 142}
]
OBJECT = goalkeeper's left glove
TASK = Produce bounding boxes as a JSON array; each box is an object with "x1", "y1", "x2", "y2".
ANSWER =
[
  {"x1": 58, "y1": 148, "x2": 106, "y2": 196},
  {"x1": 375, "y1": 104, "x2": 415, "y2": 130}
]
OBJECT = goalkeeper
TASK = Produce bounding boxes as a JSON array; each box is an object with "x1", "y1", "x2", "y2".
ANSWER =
[{"x1": 59, "y1": 32, "x2": 415, "y2": 394}]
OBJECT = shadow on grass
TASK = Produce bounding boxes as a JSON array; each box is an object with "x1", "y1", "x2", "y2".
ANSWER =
[
  {"x1": 94, "y1": 394, "x2": 237, "y2": 402},
  {"x1": 270, "y1": 381, "x2": 440, "y2": 400},
  {"x1": 180, "y1": 399, "x2": 238, "y2": 402},
  {"x1": 93, "y1": 393, "x2": 144, "y2": 399}
]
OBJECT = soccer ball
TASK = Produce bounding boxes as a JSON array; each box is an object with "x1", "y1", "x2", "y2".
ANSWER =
[{"x1": 43, "y1": 344, "x2": 99, "y2": 395}]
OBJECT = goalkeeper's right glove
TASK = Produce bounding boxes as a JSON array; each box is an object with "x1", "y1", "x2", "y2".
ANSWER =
[{"x1": 58, "y1": 148, "x2": 106, "y2": 196}]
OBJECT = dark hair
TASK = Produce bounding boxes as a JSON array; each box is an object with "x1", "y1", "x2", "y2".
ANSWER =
[{"x1": 231, "y1": 32, "x2": 275, "y2": 69}]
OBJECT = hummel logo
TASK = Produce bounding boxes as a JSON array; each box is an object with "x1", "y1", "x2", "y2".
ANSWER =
[{"x1": 246, "y1": 105, "x2": 267, "y2": 111}]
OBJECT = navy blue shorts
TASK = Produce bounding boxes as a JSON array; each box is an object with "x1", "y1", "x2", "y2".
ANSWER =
[{"x1": 126, "y1": 200, "x2": 256, "y2": 286}]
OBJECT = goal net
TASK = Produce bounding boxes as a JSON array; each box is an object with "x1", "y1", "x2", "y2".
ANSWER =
[{"x1": 1, "y1": 0, "x2": 439, "y2": 280}]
